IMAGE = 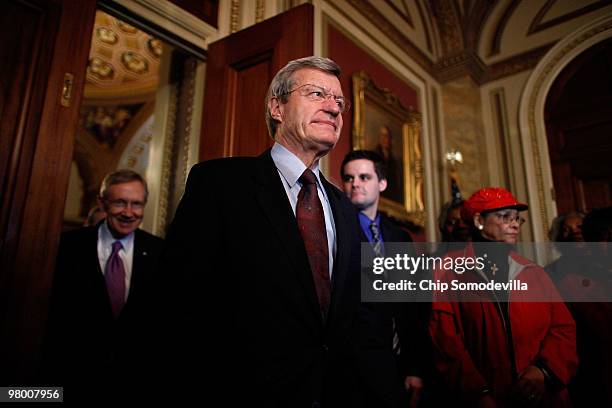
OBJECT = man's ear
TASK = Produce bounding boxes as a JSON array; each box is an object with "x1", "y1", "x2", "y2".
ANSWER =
[
  {"x1": 268, "y1": 98, "x2": 283, "y2": 123},
  {"x1": 378, "y1": 178, "x2": 388, "y2": 193}
]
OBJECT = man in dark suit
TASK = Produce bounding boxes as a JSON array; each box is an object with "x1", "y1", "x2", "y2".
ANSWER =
[
  {"x1": 341, "y1": 150, "x2": 432, "y2": 408},
  {"x1": 156, "y1": 57, "x2": 362, "y2": 407},
  {"x1": 43, "y1": 169, "x2": 163, "y2": 399}
]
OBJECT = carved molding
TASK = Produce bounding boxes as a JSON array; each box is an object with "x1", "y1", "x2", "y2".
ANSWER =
[
  {"x1": 230, "y1": 0, "x2": 240, "y2": 33},
  {"x1": 110, "y1": 0, "x2": 217, "y2": 50},
  {"x1": 156, "y1": 84, "x2": 178, "y2": 235},
  {"x1": 345, "y1": 0, "x2": 549, "y2": 84},
  {"x1": 434, "y1": 50, "x2": 487, "y2": 84},
  {"x1": 487, "y1": 43, "x2": 553, "y2": 82},
  {"x1": 256, "y1": 0, "x2": 265, "y2": 23},
  {"x1": 427, "y1": 0, "x2": 464, "y2": 55}
]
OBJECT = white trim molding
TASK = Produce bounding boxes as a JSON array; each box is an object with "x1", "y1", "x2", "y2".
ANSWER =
[{"x1": 110, "y1": 0, "x2": 219, "y2": 49}]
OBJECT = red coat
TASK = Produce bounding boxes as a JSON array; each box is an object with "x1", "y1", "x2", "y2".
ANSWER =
[{"x1": 429, "y1": 244, "x2": 577, "y2": 406}]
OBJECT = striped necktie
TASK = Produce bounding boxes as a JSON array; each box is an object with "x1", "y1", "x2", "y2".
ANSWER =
[
  {"x1": 369, "y1": 221, "x2": 383, "y2": 257},
  {"x1": 370, "y1": 220, "x2": 401, "y2": 354}
]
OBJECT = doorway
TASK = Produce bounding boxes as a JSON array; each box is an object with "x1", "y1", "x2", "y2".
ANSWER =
[
  {"x1": 545, "y1": 37, "x2": 612, "y2": 214},
  {"x1": 63, "y1": 9, "x2": 205, "y2": 236}
]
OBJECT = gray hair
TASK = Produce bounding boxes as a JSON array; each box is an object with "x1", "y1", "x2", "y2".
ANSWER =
[
  {"x1": 265, "y1": 56, "x2": 341, "y2": 138},
  {"x1": 99, "y1": 169, "x2": 149, "y2": 202},
  {"x1": 548, "y1": 211, "x2": 585, "y2": 242}
]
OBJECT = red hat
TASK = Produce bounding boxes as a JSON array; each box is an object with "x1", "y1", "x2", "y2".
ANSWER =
[{"x1": 462, "y1": 187, "x2": 528, "y2": 220}]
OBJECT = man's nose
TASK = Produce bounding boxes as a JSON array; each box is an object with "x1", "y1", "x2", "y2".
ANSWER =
[
  {"x1": 322, "y1": 96, "x2": 341, "y2": 115},
  {"x1": 122, "y1": 203, "x2": 137, "y2": 214}
]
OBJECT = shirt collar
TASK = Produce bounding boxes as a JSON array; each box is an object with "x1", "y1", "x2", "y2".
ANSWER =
[
  {"x1": 99, "y1": 220, "x2": 134, "y2": 250},
  {"x1": 271, "y1": 142, "x2": 322, "y2": 189},
  {"x1": 359, "y1": 211, "x2": 381, "y2": 229}
]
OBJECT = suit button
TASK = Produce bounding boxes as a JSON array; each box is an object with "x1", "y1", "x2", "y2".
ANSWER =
[{"x1": 322, "y1": 344, "x2": 329, "y2": 352}]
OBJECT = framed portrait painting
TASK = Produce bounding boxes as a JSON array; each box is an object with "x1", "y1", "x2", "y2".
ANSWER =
[{"x1": 352, "y1": 71, "x2": 425, "y2": 225}]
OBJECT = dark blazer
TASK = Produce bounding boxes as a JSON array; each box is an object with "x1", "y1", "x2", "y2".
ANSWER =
[
  {"x1": 43, "y1": 224, "x2": 163, "y2": 396},
  {"x1": 357, "y1": 214, "x2": 432, "y2": 407},
  {"x1": 155, "y1": 150, "x2": 362, "y2": 407}
]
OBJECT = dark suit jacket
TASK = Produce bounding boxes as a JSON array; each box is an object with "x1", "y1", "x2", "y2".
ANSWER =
[
  {"x1": 155, "y1": 150, "x2": 362, "y2": 407},
  {"x1": 357, "y1": 214, "x2": 432, "y2": 407},
  {"x1": 43, "y1": 224, "x2": 163, "y2": 397}
]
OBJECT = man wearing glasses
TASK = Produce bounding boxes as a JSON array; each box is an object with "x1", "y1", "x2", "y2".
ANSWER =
[
  {"x1": 158, "y1": 57, "x2": 370, "y2": 406},
  {"x1": 43, "y1": 169, "x2": 163, "y2": 399}
]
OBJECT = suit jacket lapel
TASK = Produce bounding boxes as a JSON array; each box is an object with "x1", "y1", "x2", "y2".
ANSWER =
[
  {"x1": 253, "y1": 150, "x2": 322, "y2": 322},
  {"x1": 320, "y1": 174, "x2": 349, "y2": 323},
  {"x1": 129, "y1": 229, "x2": 145, "y2": 302},
  {"x1": 93, "y1": 224, "x2": 115, "y2": 319},
  {"x1": 90, "y1": 225, "x2": 104, "y2": 276}
]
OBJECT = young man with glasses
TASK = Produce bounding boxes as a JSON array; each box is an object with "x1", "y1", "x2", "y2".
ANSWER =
[{"x1": 43, "y1": 169, "x2": 163, "y2": 400}]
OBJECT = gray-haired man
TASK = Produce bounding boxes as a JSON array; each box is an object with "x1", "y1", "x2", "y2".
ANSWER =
[{"x1": 158, "y1": 57, "x2": 365, "y2": 406}]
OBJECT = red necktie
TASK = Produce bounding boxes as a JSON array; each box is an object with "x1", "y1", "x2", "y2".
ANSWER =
[
  {"x1": 105, "y1": 240, "x2": 126, "y2": 318},
  {"x1": 297, "y1": 169, "x2": 331, "y2": 319}
]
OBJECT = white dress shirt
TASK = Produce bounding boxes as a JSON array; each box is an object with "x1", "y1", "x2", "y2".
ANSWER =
[{"x1": 270, "y1": 142, "x2": 337, "y2": 276}]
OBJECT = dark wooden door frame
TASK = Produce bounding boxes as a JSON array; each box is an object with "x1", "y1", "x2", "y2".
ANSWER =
[
  {"x1": 200, "y1": 3, "x2": 314, "y2": 160},
  {"x1": 0, "y1": 0, "x2": 97, "y2": 383}
]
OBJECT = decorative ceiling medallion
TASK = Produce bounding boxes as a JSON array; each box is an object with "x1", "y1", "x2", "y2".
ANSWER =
[
  {"x1": 96, "y1": 27, "x2": 118, "y2": 44},
  {"x1": 88, "y1": 57, "x2": 115, "y2": 79},
  {"x1": 147, "y1": 38, "x2": 163, "y2": 58},
  {"x1": 116, "y1": 19, "x2": 138, "y2": 34},
  {"x1": 121, "y1": 52, "x2": 148, "y2": 74},
  {"x1": 81, "y1": 103, "x2": 144, "y2": 148}
]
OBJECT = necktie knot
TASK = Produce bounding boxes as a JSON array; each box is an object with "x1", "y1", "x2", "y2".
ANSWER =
[
  {"x1": 369, "y1": 222, "x2": 380, "y2": 238},
  {"x1": 112, "y1": 240, "x2": 123, "y2": 253},
  {"x1": 299, "y1": 168, "x2": 317, "y2": 186}
]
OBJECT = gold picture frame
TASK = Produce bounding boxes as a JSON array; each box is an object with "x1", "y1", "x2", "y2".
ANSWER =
[{"x1": 352, "y1": 71, "x2": 425, "y2": 225}]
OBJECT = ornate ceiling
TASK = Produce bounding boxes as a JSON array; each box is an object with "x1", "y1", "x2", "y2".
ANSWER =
[
  {"x1": 346, "y1": 0, "x2": 612, "y2": 83},
  {"x1": 85, "y1": 10, "x2": 162, "y2": 99}
]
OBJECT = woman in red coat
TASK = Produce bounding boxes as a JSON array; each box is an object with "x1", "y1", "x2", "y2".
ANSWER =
[{"x1": 429, "y1": 188, "x2": 577, "y2": 407}]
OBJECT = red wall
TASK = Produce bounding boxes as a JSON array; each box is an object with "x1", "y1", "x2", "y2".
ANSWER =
[{"x1": 327, "y1": 24, "x2": 418, "y2": 186}]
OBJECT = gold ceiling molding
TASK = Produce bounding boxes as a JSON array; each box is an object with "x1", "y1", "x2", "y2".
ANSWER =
[
  {"x1": 256, "y1": 0, "x2": 265, "y2": 23},
  {"x1": 427, "y1": 0, "x2": 464, "y2": 55},
  {"x1": 86, "y1": 10, "x2": 160, "y2": 98},
  {"x1": 230, "y1": 0, "x2": 241, "y2": 33},
  {"x1": 434, "y1": 50, "x2": 487, "y2": 84},
  {"x1": 345, "y1": 0, "x2": 538, "y2": 84},
  {"x1": 487, "y1": 43, "x2": 553, "y2": 82}
]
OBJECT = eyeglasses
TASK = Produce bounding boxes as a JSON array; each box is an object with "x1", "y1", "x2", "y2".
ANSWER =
[
  {"x1": 491, "y1": 211, "x2": 525, "y2": 225},
  {"x1": 105, "y1": 199, "x2": 145, "y2": 211},
  {"x1": 279, "y1": 83, "x2": 350, "y2": 113}
]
